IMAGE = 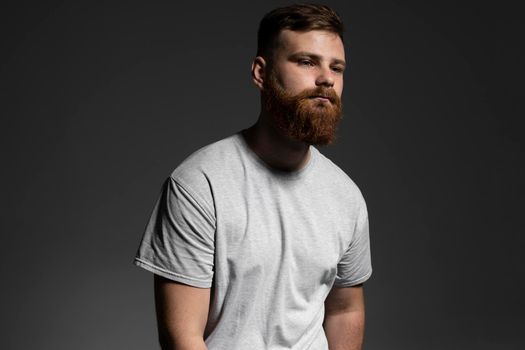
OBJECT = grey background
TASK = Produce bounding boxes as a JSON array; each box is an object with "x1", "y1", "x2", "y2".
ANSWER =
[{"x1": 1, "y1": 0, "x2": 523, "y2": 349}]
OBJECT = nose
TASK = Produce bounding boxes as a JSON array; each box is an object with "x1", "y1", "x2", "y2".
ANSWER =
[{"x1": 315, "y1": 66, "x2": 335, "y2": 88}]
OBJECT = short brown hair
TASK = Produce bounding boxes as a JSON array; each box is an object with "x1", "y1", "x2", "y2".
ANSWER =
[{"x1": 256, "y1": 4, "x2": 344, "y2": 58}]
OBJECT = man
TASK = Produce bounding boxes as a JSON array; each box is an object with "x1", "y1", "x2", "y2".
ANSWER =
[{"x1": 134, "y1": 4, "x2": 372, "y2": 350}]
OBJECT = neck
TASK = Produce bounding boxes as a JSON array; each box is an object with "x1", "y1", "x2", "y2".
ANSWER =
[{"x1": 241, "y1": 111, "x2": 311, "y2": 172}]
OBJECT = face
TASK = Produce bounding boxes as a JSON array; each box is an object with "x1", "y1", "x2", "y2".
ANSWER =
[
  {"x1": 261, "y1": 29, "x2": 346, "y2": 145},
  {"x1": 269, "y1": 29, "x2": 345, "y2": 97}
]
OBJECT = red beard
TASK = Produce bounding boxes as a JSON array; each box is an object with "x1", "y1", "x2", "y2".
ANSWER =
[{"x1": 263, "y1": 72, "x2": 343, "y2": 146}]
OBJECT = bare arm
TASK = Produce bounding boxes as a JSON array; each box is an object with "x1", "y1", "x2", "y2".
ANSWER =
[
  {"x1": 323, "y1": 284, "x2": 366, "y2": 350},
  {"x1": 154, "y1": 275, "x2": 210, "y2": 350}
]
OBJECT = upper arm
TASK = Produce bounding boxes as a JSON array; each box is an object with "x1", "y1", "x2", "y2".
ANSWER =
[
  {"x1": 154, "y1": 275, "x2": 211, "y2": 347},
  {"x1": 334, "y1": 191, "x2": 372, "y2": 288},
  {"x1": 324, "y1": 285, "x2": 366, "y2": 349},
  {"x1": 325, "y1": 284, "x2": 365, "y2": 315},
  {"x1": 135, "y1": 177, "x2": 216, "y2": 288}
]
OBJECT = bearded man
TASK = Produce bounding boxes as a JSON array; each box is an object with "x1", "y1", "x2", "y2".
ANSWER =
[{"x1": 134, "y1": 4, "x2": 372, "y2": 350}]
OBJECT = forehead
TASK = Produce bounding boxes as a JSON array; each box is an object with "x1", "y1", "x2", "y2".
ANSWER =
[{"x1": 274, "y1": 29, "x2": 345, "y2": 61}]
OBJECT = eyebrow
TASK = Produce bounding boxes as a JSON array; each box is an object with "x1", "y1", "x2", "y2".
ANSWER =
[{"x1": 289, "y1": 51, "x2": 346, "y2": 68}]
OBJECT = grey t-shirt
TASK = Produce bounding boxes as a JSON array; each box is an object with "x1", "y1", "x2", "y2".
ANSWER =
[{"x1": 134, "y1": 131, "x2": 372, "y2": 349}]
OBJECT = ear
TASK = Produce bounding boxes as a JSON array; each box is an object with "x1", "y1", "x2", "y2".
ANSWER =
[{"x1": 251, "y1": 56, "x2": 267, "y2": 90}]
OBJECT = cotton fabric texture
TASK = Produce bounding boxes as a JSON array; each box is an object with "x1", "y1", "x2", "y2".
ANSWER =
[{"x1": 134, "y1": 131, "x2": 372, "y2": 349}]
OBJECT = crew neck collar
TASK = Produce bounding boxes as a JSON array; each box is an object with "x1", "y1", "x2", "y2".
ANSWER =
[{"x1": 234, "y1": 130, "x2": 317, "y2": 180}]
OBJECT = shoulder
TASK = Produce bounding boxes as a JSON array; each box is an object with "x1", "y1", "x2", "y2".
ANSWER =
[
  {"x1": 169, "y1": 134, "x2": 240, "y2": 210},
  {"x1": 172, "y1": 133, "x2": 238, "y2": 182}
]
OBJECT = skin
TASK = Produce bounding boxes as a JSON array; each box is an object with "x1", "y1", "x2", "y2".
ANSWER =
[
  {"x1": 323, "y1": 284, "x2": 366, "y2": 350},
  {"x1": 154, "y1": 29, "x2": 365, "y2": 350},
  {"x1": 154, "y1": 275, "x2": 209, "y2": 350},
  {"x1": 245, "y1": 29, "x2": 346, "y2": 172}
]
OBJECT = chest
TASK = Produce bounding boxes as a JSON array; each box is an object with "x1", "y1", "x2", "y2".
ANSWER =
[{"x1": 213, "y1": 178, "x2": 355, "y2": 286}]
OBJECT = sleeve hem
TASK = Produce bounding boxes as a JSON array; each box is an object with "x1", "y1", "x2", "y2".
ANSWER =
[
  {"x1": 333, "y1": 269, "x2": 372, "y2": 288},
  {"x1": 134, "y1": 257, "x2": 212, "y2": 289}
]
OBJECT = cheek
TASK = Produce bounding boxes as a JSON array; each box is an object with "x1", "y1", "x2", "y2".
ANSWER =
[
  {"x1": 335, "y1": 77, "x2": 344, "y2": 96},
  {"x1": 273, "y1": 64, "x2": 315, "y2": 94},
  {"x1": 282, "y1": 74, "x2": 314, "y2": 95},
  {"x1": 336, "y1": 85, "x2": 343, "y2": 97}
]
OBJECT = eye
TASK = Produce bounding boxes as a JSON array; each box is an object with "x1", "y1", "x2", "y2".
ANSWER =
[
  {"x1": 298, "y1": 59, "x2": 315, "y2": 67},
  {"x1": 331, "y1": 66, "x2": 345, "y2": 73}
]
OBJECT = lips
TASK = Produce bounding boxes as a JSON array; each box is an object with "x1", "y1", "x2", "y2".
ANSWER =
[{"x1": 310, "y1": 95, "x2": 332, "y2": 102}]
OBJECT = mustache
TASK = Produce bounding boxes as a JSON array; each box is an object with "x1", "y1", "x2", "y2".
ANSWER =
[{"x1": 298, "y1": 87, "x2": 339, "y2": 103}]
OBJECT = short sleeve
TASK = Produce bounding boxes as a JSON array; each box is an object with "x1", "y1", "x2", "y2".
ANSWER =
[
  {"x1": 134, "y1": 176, "x2": 216, "y2": 288},
  {"x1": 334, "y1": 197, "x2": 372, "y2": 287}
]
